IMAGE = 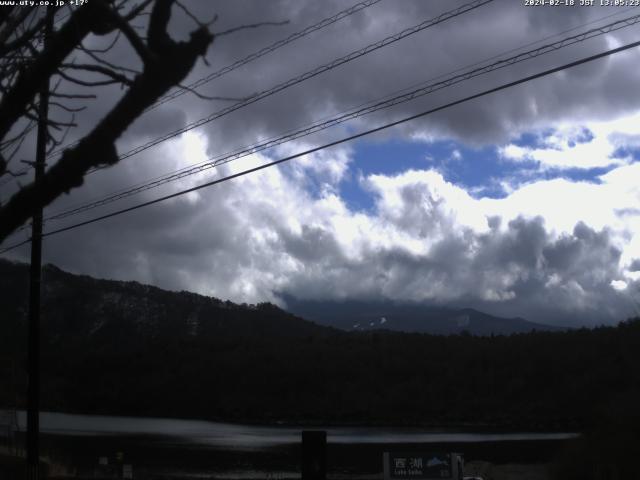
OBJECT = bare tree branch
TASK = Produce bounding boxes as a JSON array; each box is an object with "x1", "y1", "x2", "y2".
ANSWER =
[
  {"x1": 0, "y1": 0, "x2": 215, "y2": 241},
  {"x1": 123, "y1": 0, "x2": 155, "y2": 21},
  {"x1": 24, "y1": 110, "x2": 76, "y2": 129},
  {"x1": 50, "y1": 92, "x2": 97, "y2": 100},
  {"x1": 47, "y1": 114, "x2": 76, "y2": 153},
  {"x1": 77, "y1": 45, "x2": 141, "y2": 74},
  {"x1": 175, "y1": 0, "x2": 217, "y2": 29},
  {"x1": 0, "y1": 8, "x2": 33, "y2": 49},
  {"x1": 0, "y1": 0, "x2": 113, "y2": 143},
  {"x1": 107, "y1": 12, "x2": 152, "y2": 63},
  {"x1": 175, "y1": 82, "x2": 246, "y2": 102},
  {"x1": 49, "y1": 101, "x2": 87, "y2": 113},
  {"x1": 56, "y1": 67, "x2": 133, "y2": 87},
  {"x1": 216, "y1": 20, "x2": 289, "y2": 37},
  {"x1": 80, "y1": 29, "x2": 122, "y2": 54}
]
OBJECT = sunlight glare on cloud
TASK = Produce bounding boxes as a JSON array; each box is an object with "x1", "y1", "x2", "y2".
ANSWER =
[{"x1": 611, "y1": 279, "x2": 628, "y2": 291}]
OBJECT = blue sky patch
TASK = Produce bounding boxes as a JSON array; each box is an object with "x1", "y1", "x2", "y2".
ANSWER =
[
  {"x1": 611, "y1": 145, "x2": 640, "y2": 161},
  {"x1": 510, "y1": 126, "x2": 594, "y2": 150},
  {"x1": 537, "y1": 166, "x2": 608, "y2": 184},
  {"x1": 568, "y1": 127, "x2": 595, "y2": 147},
  {"x1": 334, "y1": 132, "x2": 629, "y2": 212},
  {"x1": 339, "y1": 137, "x2": 540, "y2": 211},
  {"x1": 511, "y1": 128, "x2": 556, "y2": 149}
]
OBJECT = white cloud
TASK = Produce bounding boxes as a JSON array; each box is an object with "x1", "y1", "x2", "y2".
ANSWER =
[
  {"x1": 499, "y1": 112, "x2": 640, "y2": 170},
  {"x1": 159, "y1": 150, "x2": 639, "y2": 324},
  {"x1": 6, "y1": 0, "x2": 640, "y2": 331},
  {"x1": 611, "y1": 279, "x2": 627, "y2": 291},
  {"x1": 480, "y1": 162, "x2": 640, "y2": 264},
  {"x1": 18, "y1": 132, "x2": 640, "y2": 327}
]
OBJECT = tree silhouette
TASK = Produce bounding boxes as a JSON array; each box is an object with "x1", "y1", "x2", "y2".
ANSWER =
[{"x1": 0, "y1": 0, "x2": 215, "y2": 242}]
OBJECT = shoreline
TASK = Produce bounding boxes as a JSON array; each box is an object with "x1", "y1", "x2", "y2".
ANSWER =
[{"x1": 2, "y1": 407, "x2": 583, "y2": 434}]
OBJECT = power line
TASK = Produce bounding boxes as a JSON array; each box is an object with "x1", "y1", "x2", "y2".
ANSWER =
[
  {"x1": 43, "y1": 0, "x2": 384, "y2": 160},
  {"x1": 42, "y1": 12, "x2": 640, "y2": 222},
  {"x1": 2, "y1": 37, "x2": 639, "y2": 255},
  {"x1": 148, "y1": 0, "x2": 383, "y2": 112},
  {"x1": 96, "y1": 0, "x2": 494, "y2": 164},
  {"x1": 7, "y1": 0, "x2": 630, "y2": 198},
  {"x1": 41, "y1": 4, "x2": 640, "y2": 218},
  {"x1": 0, "y1": 0, "x2": 491, "y2": 231},
  {"x1": 23, "y1": 0, "x2": 491, "y2": 207}
]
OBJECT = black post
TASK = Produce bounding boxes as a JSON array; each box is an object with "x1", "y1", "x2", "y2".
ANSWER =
[
  {"x1": 301, "y1": 431, "x2": 326, "y2": 480},
  {"x1": 26, "y1": 8, "x2": 52, "y2": 480}
]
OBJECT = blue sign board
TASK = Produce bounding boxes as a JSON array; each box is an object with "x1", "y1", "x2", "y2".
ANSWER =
[{"x1": 383, "y1": 452, "x2": 461, "y2": 480}]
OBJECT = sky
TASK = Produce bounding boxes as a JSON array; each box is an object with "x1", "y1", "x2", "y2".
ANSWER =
[{"x1": 2, "y1": 0, "x2": 640, "y2": 327}]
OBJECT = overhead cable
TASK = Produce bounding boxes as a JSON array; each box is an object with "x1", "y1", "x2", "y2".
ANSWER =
[
  {"x1": 148, "y1": 0, "x2": 384, "y2": 111},
  {"x1": 2, "y1": 37, "x2": 639, "y2": 254},
  {"x1": 101, "y1": 0, "x2": 494, "y2": 163},
  {"x1": 44, "y1": 13, "x2": 640, "y2": 222},
  {"x1": 44, "y1": 0, "x2": 384, "y2": 160}
]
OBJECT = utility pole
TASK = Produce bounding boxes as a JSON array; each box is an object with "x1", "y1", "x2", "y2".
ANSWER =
[{"x1": 26, "y1": 8, "x2": 53, "y2": 480}]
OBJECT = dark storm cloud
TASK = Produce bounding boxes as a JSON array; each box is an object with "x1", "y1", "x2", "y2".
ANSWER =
[
  {"x1": 178, "y1": 0, "x2": 640, "y2": 147},
  {"x1": 5, "y1": 155, "x2": 636, "y2": 326},
  {"x1": 3, "y1": 0, "x2": 640, "y2": 326},
  {"x1": 277, "y1": 213, "x2": 633, "y2": 326},
  {"x1": 10, "y1": 0, "x2": 635, "y2": 164},
  {"x1": 14, "y1": 0, "x2": 638, "y2": 174}
]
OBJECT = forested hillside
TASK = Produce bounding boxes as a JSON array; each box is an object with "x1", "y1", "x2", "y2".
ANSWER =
[{"x1": 1, "y1": 259, "x2": 639, "y2": 431}]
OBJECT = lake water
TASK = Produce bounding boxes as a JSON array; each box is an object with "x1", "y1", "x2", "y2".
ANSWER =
[{"x1": 7, "y1": 410, "x2": 577, "y2": 449}]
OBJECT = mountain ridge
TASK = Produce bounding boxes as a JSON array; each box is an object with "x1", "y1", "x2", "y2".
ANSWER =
[
  {"x1": 281, "y1": 295, "x2": 562, "y2": 335},
  {"x1": 0, "y1": 258, "x2": 639, "y2": 430},
  {"x1": 1, "y1": 259, "x2": 559, "y2": 336}
]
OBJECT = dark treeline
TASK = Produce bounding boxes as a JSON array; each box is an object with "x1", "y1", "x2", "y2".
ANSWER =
[{"x1": 1, "y1": 259, "x2": 639, "y2": 434}]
